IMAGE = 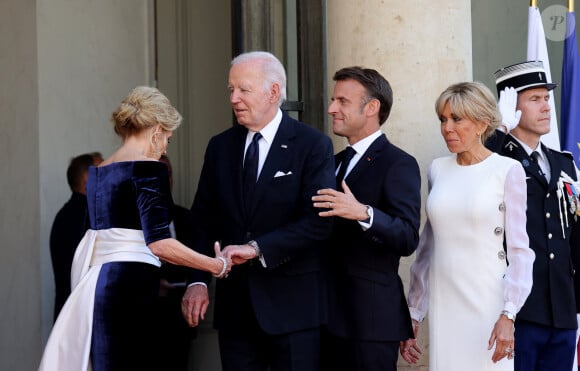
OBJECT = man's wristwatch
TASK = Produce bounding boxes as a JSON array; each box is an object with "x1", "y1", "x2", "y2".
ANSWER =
[
  {"x1": 500, "y1": 310, "x2": 515, "y2": 322},
  {"x1": 361, "y1": 205, "x2": 372, "y2": 223},
  {"x1": 248, "y1": 240, "x2": 260, "y2": 258}
]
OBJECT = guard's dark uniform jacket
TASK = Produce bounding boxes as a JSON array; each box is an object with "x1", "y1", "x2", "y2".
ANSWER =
[{"x1": 487, "y1": 132, "x2": 580, "y2": 329}]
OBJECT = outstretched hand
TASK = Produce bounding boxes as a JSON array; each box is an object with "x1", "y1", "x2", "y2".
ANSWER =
[
  {"x1": 498, "y1": 87, "x2": 522, "y2": 132},
  {"x1": 222, "y1": 244, "x2": 257, "y2": 265},
  {"x1": 312, "y1": 180, "x2": 368, "y2": 220}
]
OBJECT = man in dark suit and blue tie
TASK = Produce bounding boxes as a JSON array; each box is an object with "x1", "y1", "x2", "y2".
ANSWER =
[
  {"x1": 182, "y1": 51, "x2": 335, "y2": 371},
  {"x1": 313, "y1": 66, "x2": 422, "y2": 371},
  {"x1": 488, "y1": 61, "x2": 580, "y2": 371}
]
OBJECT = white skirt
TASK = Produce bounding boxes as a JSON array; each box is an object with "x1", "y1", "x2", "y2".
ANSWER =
[{"x1": 38, "y1": 228, "x2": 160, "y2": 371}]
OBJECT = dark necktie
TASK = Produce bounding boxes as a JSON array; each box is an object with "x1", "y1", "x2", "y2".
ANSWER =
[
  {"x1": 336, "y1": 146, "x2": 356, "y2": 190},
  {"x1": 243, "y1": 132, "x2": 262, "y2": 198},
  {"x1": 530, "y1": 151, "x2": 547, "y2": 179}
]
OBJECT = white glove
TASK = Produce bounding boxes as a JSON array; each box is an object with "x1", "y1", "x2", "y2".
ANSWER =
[{"x1": 498, "y1": 87, "x2": 522, "y2": 132}]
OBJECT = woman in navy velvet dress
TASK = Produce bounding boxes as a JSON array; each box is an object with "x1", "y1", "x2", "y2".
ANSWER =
[{"x1": 39, "y1": 86, "x2": 231, "y2": 371}]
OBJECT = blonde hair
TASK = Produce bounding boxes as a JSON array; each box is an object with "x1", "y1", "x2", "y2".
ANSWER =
[
  {"x1": 111, "y1": 86, "x2": 182, "y2": 139},
  {"x1": 435, "y1": 81, "x2": 501, "y2": 142}
]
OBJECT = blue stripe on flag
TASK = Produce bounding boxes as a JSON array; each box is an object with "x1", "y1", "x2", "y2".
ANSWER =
[{"x1": 561, "y1": 12, "x2": 580, "y2": 162}]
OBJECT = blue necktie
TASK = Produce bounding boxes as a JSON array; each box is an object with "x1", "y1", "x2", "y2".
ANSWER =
[
  {"x1": 336, "y1": 146, "x2": 356, "y2": 190},
  {"x1": 243, "y1": 132, "x2": 262, "y2": 200}
]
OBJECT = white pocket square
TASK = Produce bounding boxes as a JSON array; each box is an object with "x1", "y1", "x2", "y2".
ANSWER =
[{"x1": 274, "y1": 171, "x2": 292, "y2": 178}]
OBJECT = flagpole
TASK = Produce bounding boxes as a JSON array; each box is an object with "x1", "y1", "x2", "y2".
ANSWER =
[
  {"x1": 569, "y1": 0, "x2": 574, "y2": 12},
  {"x1": 530, "y1": 0, "x2": 537, "y2": 8}
]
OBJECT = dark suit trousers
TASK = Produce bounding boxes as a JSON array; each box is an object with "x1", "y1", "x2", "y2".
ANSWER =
[
  {"x1": 218, "y1": 318, "x2": 320, "y2": 371},
  {"x1": 320, "y1": 328, "x2": 399, "y2": 371},
  {"x1": 514, "y1": 320, "x2": 576, "y2": 371}
]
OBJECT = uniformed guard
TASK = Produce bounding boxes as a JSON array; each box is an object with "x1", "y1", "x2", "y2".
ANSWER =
[{"x1": 487, "y1": 60, "x2": 580, "y2": 371}]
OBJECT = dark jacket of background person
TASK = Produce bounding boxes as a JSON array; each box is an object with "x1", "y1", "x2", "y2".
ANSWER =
[{"x1": 49, "y1": 152, "x2": 102, "y2": 320}]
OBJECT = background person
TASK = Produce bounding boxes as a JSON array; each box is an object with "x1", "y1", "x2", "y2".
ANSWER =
[
  {"x1": 404, "y1": 81, "x2": 535, "y2": 370},
  {"x1": 50, "y1": 151, "x2": 103, "y2": 320},
  {"x1": 39, "y1": 86, "x2": 231, "y2": 371},
  {"x1": 312, "y1": 66, "x2": 421, "y2": 371}
]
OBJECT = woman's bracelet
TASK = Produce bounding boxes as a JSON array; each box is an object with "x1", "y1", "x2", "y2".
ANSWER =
[{"x1": 213, "y1": 256, "x2": 228, "y2": 278}]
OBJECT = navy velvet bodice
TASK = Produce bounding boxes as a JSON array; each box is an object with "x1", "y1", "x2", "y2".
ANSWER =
[{"x1": 86, "y1": 161, "x2": 173, "y2": 245}]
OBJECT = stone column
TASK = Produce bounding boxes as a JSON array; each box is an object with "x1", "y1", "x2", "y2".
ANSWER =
[{"x1": 0, "y1": 1, "x2": 40, "y2": 370}]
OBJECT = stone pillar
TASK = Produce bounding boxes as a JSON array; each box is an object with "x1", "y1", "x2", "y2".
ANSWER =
[
  {"x1": 0, "y1": 1, "x2": 40, "y2": 370},
  {"x1": 326, "y1": 1, "x2": 473, "y2": 369}
]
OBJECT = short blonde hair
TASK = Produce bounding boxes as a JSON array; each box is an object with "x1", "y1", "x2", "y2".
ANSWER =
[
  {"x1": 111, "y1": 86, "x2": 182, "y2": 139},
  {"x1": 435, "y1": 81, "x2": 501, "y2": 142}
]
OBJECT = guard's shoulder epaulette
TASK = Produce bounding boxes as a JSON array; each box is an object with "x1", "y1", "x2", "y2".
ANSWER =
[
  {"x1": 560, "y1": 150, "x2": 574, "y2": 160},
  {"x1": 544, "y1": 146, "x2": 574, "y2": 159}
]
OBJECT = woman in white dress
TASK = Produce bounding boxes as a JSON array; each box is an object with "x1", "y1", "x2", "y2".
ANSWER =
[{"x1": 401, "y1": 82, "x2": 535, "y2": 370}]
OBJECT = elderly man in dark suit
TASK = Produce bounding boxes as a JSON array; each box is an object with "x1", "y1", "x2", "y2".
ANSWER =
[
  {"x1": 313, "y1": 66, "x2": 421, "y2": 371},
  {"x1": 488, "y1": 61, "x2": 580, "y2": 371},
  {"x1": 181, "y1": 51, "x2": 335, "y2": 371}
]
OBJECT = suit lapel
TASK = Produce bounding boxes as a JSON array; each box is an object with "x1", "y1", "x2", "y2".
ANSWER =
[
  {"x1": 343, "y1": 134, "x2": 387, "y2": 187},
  {"x1": 247, "y1": 115, "x2": 296, "y2": 218}
]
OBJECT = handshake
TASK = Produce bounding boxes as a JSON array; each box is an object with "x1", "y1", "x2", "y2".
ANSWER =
[
  {"x1": 212, "y1": 241, "x2": 262, "y2": 279},
  {"x1": 498, "y1": 87, "x2": 522, "y2": 133}
]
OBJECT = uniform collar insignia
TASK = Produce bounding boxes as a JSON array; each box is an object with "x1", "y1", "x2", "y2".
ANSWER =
[{"x1": 504, "y1": 140, "x2": 519, "y2": 152}]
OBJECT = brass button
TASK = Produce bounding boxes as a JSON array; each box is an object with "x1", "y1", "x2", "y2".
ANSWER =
[
  {"x1": 494, "y1": 227, "x2": 503, "y2": 235},
  {"x1": 498, "y1": 251, "x2": 506, "y2": 260},
  {"x1": 548, "y1": 233, "x2": 553, "y2": 239},
  {"x1": 549, "y1": 253, "x2": 555, "y2": 260},
  {"x1": 546, "y1": 212, "x2": 551, "y2": 218}
]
